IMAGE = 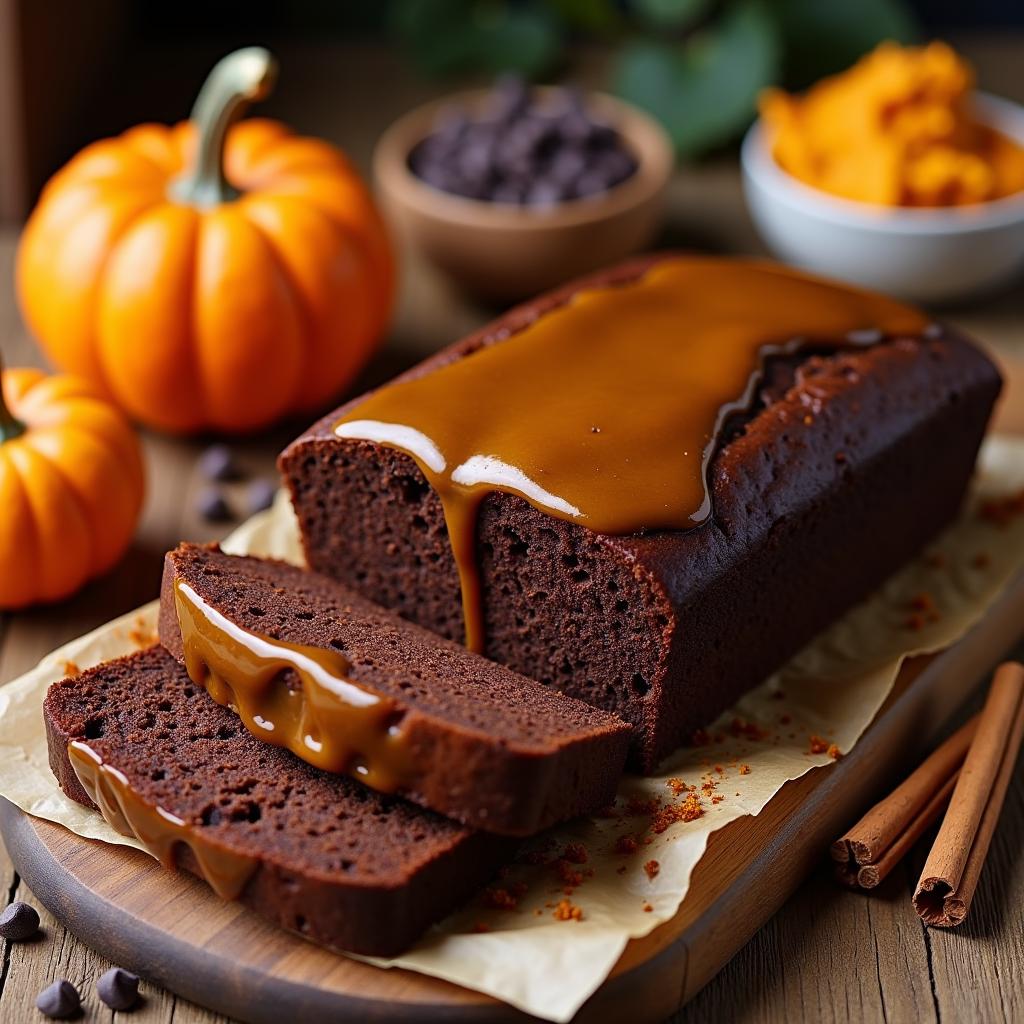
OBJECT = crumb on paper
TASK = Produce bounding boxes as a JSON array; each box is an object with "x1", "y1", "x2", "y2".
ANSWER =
[
  {"x1": 482, "y1": 883, "x2": 526, "y2": 911},
  {"x1": 978, "y1": 490, "x2": 1024, "y2": 527},
  {"x1": 808, "y1": 735, "x2": 830, "y2": 755},
  {"x1": 552, "y1": 898, "x2": 583, "y2": 922},
  {"x1": 61, "y1": 661, "x2": 81, "y2": 677},
  {"x1": 687, "y1": 728, "x2": 712, "y2": 747},
  {"x1": 127, "y1": 616, "x2": 158, "y2": 649},
  {"x1": 554, "y1": 859, "x2": 585, "y2": 888},
  {"x1": 827, "y1": 743, "x2": 842, "y2": 760},
  {"x1": 903, "y1": 592, "x2": 941, "y2": 631},
  {"x1": 614, "y1": 834, "x2": 639, "y2": 855},
  {"x1": 739, "y1": 764, "x2": 752, "y2": 775},
  {"x1": 651, "y1": 792, "x2": 704, "y2": 833},
  {"x1": 625, "y1": 794, "x2": 659, "y2": 816},
  {"x1": 473, "y1": 922, "x2": 491, "y2": 933},
  {"x1": 642, "y1": 902, "x2": 653, "y2": 913},
  {"x1": 729, "y1": 717, "x2": 770, "y2": 742},
  {"x1": 643, "y1": 859, "x2": 660, "y2": 880},
  {"x1": 561, "y1": 842, "x2": 587, "y2": 864}
]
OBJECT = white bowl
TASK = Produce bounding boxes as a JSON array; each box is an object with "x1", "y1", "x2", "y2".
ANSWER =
[{"x1": 741, "y1": 92, "x2": 1024, "y2": 303}]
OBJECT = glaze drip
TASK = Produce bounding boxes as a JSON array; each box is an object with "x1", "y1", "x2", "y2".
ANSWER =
[
  {"x1": 334, "y1": 257, "x2": 927, "y2": 652},
  {"x1": 174, "y1": 580, "x2": 415, "y2": 792},
  {"x1": 67, "y1": 740, "x2": 257, "y2": 900}
]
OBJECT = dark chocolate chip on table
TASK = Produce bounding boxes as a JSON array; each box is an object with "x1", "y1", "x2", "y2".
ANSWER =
[
  {"x1": 0, "y1": 900, "x2": 39, "y2": 940},
  {"x1": 196, "y1": 487, "x2": 233, "y2": 523},
  {"x1": 198, "y1": 443, "x2": 241, "y2": 482},
  {"x1": 36, "y1": 979, "x2": 80, "y2": 1019},
  {"x1": 97, "y1": 967, "x2": 140, "y2": 1011}
]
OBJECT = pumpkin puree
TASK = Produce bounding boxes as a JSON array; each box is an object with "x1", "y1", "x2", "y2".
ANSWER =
[{"x1": 760, "y1": 41, "x2": 1024, "y2": 207}]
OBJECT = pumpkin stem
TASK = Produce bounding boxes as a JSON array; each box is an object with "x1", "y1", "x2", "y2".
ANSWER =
[
  {"x1": 0, "y1": 352, "x2": 25, "y2": 443},
  {"x1": 169, "y1": 47, "x2": 278, "y2": 209}
]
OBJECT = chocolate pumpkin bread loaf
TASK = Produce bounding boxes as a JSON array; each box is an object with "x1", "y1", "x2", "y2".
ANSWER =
[
  {"x1": 279, "y1": 255, "x2": 1002, "y2": 771},
  {"x1": 44, "y1": 646, "x2": 511, "y2": 956},
  {"x1": 158, "y1": 543, "x2": 631, "y2": 836}
]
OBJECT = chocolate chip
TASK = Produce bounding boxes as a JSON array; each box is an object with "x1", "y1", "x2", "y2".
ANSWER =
[
  {"x1": 573, "y1": 170, "x2": 614, "y2": 198},
  {"x1": 601, "y1": 150, "x2": 637, "y2": 185},
  {"x1": 0, "y1": 901, "x2": 39, "y2": 940},
  {"x1": 491, "y1": 182, "x2": 526, "y2": 204},
  {"x1": 847, "y1": 328, "x2": 883, "y2": 345},
  {"x1": 247, "y1": 479, "x2": 277, "y2": 515},
  {"x1": 492, "y1": 74, "x2": 529, "y2": 121},
  {"x1": 196, "y1": 488, "x2": 233, "y2": 523},
  {"x1": 411, "y1": 79, "x2": 637, "y2": 206},
  {"x1": 526, "y1": 179, "x2": 567, "y2": 207},
  {"x1": 97, "y1": 967, "x2": 140, "y2": 1010},
  {"x1": 36, "y1": 979, "x2": 80, "y2": 1019},
  {"x1": 548, "y1": 148, "x2": 587, "y2": 186},
  {"x1": 198, "y1": 444, "x2": 240, "y2": 482}
]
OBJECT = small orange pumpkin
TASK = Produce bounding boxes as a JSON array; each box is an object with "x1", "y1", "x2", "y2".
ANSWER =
[
  {"x1": 16, "y1": 48, "x2": 394, "y2": 434},
  {"x1": 0, "y1": 355, "x2": 145, "y2": 608}
]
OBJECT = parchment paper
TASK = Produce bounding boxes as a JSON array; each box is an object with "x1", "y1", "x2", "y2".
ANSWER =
[{"x1": 2, "y1": 438, "x2": 1024, "y2": 1022}]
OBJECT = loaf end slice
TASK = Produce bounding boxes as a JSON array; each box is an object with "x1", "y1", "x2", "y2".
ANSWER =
[{"x1": 44, "y1": 646, "x2": 511, "y2": 956}]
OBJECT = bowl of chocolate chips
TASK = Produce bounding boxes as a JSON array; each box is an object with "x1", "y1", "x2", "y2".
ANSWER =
[{"x1": 374, "y1": 76, "x2": 673, "y2": 300}]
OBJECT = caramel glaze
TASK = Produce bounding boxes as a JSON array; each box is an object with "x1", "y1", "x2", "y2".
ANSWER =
[
  {"x1": 334, "y1": 257, "x2": 928, "y2": 652},
  {"x1": 174, "y1": 580, "x2": 416, "y2": 792},
  {"x1": 67, "y1": 740, "x2": 257, "y2": 900}
]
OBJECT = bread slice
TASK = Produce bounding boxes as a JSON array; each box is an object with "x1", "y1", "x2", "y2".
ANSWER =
[
  {"x1": 158, "y1": 543, "x2": 631, "y2": 836},
  {"x1": 44, "y1": 646, "x2": 512, "y2": 957}
]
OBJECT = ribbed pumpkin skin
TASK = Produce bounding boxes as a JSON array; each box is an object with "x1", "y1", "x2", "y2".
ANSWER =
[
  {"x1": 0, "y1": 368, "x2": 145, "y2": 608},
  {"x1": 16, "y1": 119, "x2": 394, "y2": 434}
]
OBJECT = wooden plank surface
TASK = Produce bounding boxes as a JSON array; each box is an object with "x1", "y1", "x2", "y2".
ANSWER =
[{"x1": 0, "y1": 30, "x2": 1022, "y2": 1024}]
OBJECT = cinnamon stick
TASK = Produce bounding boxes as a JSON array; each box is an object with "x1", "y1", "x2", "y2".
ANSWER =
[
  {"x1": 913, "y1": 661, "x2": 1024, "y2": 927},
  {"x1": 831, "y1": 715, "x2": 977, "y2": 867},
  {"x1": 855, "y1": 772, "x2": 958, "y2": 889}
]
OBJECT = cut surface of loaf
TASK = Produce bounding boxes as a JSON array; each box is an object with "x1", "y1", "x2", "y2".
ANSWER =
[
  {"x1": 280, "y1": 254, "x2": 1003, "y2": 771},
  {"x1": 44, "y1": 646, "x2": 511, "y2": 957},
  {"x1": 158, "y1": 543, "x2": 631, "y2": 836}
]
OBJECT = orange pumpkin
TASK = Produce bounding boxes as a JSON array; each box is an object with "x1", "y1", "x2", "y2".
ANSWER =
[
  {"x1": 0, "y1": 357, "x2": 145, "y2": 608},
  {"x1": 16, "y1": 48, "x2": 394, "y2": 434}
]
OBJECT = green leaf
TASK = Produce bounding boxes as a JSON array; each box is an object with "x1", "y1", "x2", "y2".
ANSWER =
[
  {"x1": 390, "y1": 0, "x2": 562, "y2": 79},
  {"x1": 614, "y1": 0, "x2": 781, "y2": 157},
  {"x1": 770, "y1": 0, "x2": 919, "y2": 88},
  {"x1": 469, "y1": 6, "x2": 562, "y2": 76},
  {"x1": 632, "y1": 0, "x2": 712, "y2": 32},
  {"x1": 549, "y1": 0, "x2": 623, "y2": 35}
]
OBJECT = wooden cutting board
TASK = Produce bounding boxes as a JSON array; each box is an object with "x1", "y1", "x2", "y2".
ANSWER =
[{"x1": 3, "y1": 569, "x2": 1023, "y2": 1024}]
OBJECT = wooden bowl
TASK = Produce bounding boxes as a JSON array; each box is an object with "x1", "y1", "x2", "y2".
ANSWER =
[{"x1": 373, "y1": 88, "x2": 674, "y2": 302}]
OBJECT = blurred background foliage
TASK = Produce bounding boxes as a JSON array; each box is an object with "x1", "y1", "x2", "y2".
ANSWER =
[{"x1": 387, "y1": 0, "x2": 918, "y2": 156}]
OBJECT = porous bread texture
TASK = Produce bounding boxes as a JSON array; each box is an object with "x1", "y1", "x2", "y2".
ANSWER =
[
  {"x1": 159, "y1": 544, "x2": 631, "y2": 835},
  {"x1": 44, "y1": 646, "x2": 511, "y2": 956}
]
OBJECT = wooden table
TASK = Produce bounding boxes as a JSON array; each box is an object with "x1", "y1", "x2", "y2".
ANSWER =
[{"x1": 1, "y1": 32, "x2": 1023, "y2": 1024}]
